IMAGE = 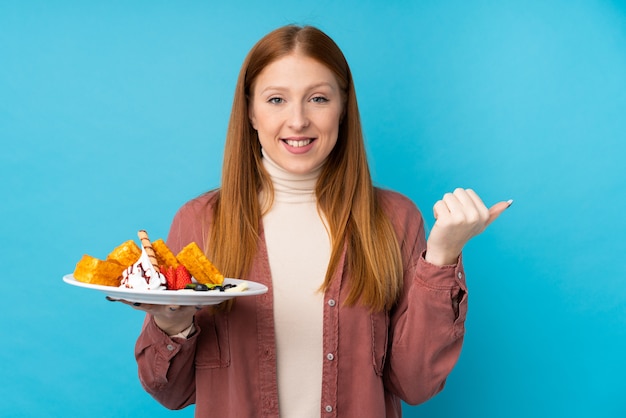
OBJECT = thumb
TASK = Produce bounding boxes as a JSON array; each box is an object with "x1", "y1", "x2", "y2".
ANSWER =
[
  {"x1": 486, "y1": 199, "x2": 513, "y2": 227},
  {"x1": 432, "y1": 199, "x2": 447, "y2": 220}
]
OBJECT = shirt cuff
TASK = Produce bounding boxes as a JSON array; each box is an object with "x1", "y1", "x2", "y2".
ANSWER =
[
  {"x1": 168, "y1": 322, "x2": 196, "y2": 339},
  {"x1": 416, "y1": 250, "x2": 466, "y2": 290}
]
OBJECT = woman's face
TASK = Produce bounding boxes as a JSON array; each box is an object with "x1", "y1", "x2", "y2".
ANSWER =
[{"x1": 248, "y1": 52, "x2": 344, "y2": 175}]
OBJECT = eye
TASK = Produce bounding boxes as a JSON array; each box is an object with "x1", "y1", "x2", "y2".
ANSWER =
[
  {"x1": 311, "y1": 96, "x2": 329, "y2": 103},
  {"x1": 268, "y1": 97, "x2": 284, "y2": 104}
]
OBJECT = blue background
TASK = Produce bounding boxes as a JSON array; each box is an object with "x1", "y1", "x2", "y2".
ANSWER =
[{"x1": 1, "y1": 1, "x2": 625, "y2": 417}]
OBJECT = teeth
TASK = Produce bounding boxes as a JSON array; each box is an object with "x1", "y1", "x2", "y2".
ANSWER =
[{"x1": 285, "y1": 139, "x2": 312, "y2": 147}]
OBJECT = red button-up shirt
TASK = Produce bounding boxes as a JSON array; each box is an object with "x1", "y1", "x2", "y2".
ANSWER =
[{"x1": 135, "y1": 189, "x2": 467, "y2": 417}]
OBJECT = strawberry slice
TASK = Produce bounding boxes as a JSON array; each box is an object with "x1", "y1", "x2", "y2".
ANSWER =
[
  {"x1": 163, "y1": 266, "x2": 177, "y2": 290},
  {"x1": 175, "y1": 265, "x2": 192, "y2": 290}
]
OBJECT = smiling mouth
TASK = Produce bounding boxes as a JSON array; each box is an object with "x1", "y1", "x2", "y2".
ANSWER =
[{"x1": 284, "y1": 138, "x2": 314, "y2": 147}]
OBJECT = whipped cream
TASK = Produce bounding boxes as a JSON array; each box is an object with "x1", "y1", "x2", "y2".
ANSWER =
[{"x1": 119, "y1": 246, "x2": 166, "y2": 290}]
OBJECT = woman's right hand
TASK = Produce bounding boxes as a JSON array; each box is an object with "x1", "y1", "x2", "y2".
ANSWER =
[{"x1": 107, "y1": 297, "x2": 201, "y2": 336}]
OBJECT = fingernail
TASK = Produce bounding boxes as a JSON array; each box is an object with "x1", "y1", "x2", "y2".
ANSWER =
[
  {"x1": 133, "y1": 302, "x2": 141, "y2": 306},
  {"x1": 506, "y1": 199, "x2": 514, "y2": 207}
]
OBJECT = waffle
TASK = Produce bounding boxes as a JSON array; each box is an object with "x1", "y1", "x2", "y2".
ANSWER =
[
  {"x1": 74, "y1": 255, "x2": 125, "y2": 287},
  {"x1": 106, "y1": 240, "x2": 141, "y2": 267},
  {"x1": 176, "y1": 242, "x2": 224, "y2": 285},
  {"x1": 152, "y1": 239, "x2": 180, "y2": 269}
]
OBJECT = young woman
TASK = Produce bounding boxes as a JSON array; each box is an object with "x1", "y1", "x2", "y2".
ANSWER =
[{"x1": 130, "y1": 25, "x2": 510, "y2": 417}]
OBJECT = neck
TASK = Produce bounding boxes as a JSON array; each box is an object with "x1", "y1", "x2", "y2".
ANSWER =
[{"x1": 261, "y1": 149, "x2": 321, "y2": 204}]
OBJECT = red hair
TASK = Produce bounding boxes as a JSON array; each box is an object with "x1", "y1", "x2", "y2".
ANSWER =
[{"x1": 208, "y1": 25, "x2": 403, "y2": 311}]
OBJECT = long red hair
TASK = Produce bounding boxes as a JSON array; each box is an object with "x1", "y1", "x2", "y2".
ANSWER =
[{"x1": 208, "y1": 25, "x2": 403, "y2": 311}]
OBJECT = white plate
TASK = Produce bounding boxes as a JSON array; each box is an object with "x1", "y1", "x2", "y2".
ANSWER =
[{"x1": 63, "y1": 274, "x2": 268, "y2": 306}]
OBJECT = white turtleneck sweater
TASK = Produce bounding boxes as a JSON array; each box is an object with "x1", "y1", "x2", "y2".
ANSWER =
[{"x1": 261, "y1": 151, "x2": 330, "y2": 417}]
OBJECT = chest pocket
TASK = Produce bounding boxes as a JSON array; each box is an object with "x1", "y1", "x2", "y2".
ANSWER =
[
  {"x1": 195, "y1": 310, "x2": 231, "y2": 369},
  {"x1": 371, "y1": 310, "x2": 390, "y2": 376}
]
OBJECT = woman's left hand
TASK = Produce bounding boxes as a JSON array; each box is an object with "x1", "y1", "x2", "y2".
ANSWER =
[{"x1": 425, "y1": 188, "x2": 511, "y2": 266}]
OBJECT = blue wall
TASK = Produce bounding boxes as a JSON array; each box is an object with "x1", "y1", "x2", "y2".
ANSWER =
[{"x1": 1, "y1": 1, "x2": 625, "y2": 417}]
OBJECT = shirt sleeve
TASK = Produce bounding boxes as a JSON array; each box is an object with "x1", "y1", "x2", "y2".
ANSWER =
[
  {"x1": 382, "y1": 193, "x2": 468, "y2": 405},
  {"x1": 135, "y1": 315, "x2": 200, "y2": 409}
]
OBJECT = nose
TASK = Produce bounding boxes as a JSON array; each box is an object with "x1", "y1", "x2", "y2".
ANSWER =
[{"x1": 287, "y1": 103, "x2": 309, "y2": 130}]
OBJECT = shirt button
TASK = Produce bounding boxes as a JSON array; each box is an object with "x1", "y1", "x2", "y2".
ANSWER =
[
  {"x1": 166, "y1": 344, "x2": 175, "y2": 351},
  {"x1": 326, "y1": 353, "x2": 335, "y2": 361},
  {"x1": 327, "y1": 299, "x2": 336, "y2": 307},
  {"x1": 457, "y1": 272, "x2": 463, "y2": 279},
  {"x1": 325, "y1": 405, "x2": 333, "y2": 412}
]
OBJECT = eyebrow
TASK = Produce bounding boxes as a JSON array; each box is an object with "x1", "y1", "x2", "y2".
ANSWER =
[{"x1": 259, "y1": 82, "x2": 337, "y2": 95}]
